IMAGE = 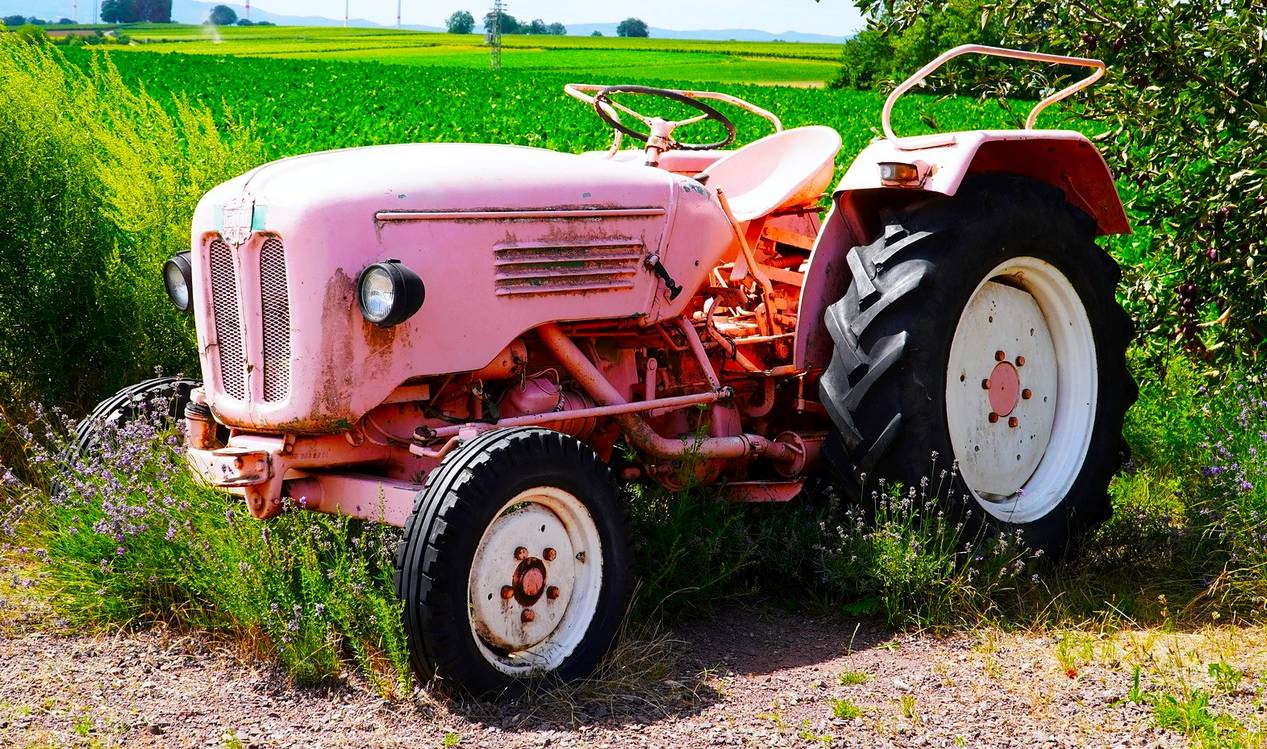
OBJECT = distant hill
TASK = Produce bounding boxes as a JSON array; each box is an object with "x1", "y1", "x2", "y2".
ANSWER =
[{"x1": 0, "y1": 1, "x2": 845, "y2": 42}]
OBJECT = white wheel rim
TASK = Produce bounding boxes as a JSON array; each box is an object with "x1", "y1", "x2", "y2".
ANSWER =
[
  {"x1": 945, "y1": 257, "x2": 1097, "y2": 523},
  {"x1": 467, "y1": 486, "x2": 604, "y2": 676}
]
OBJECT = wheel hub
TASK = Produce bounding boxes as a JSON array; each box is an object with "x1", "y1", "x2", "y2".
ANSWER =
[
  {"x1": 987, "y1": 361, "x2": 1021, "y2": 417},
  {"x1": 512, "y1": 558, "x2": 547, "y2": 605},
  {"x1": 946, "y1": 280, "x2": 1059, "y2": 500},
  {"x1": 468, "y1": 491, "x2": 601, "y2": 660}
]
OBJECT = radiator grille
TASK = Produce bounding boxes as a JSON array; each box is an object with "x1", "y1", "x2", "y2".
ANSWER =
[
  {"x1": 208, "y1": 239, "x2": 246, "y2": 400},
  {"x1": 493, "y1": 240, "x2": 643, "y2": 297},
  {"x1": 259, "y1": 238, "x2": 292, "y2": 402}
]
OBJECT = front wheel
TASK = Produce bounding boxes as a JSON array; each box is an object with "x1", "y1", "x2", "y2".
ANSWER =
[
  {"x1": 394, "y1": 427, "x2": 633, "y2": 697},
  {"x1": 820, "y1": 174, "x2": 1136, "y2": 555}
]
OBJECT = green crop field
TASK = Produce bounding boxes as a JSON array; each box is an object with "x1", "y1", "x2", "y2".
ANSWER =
[
  {"x1": 73, "y1": 48, "x2": 1037, "y2": 166},
  {"x1": 107, "y1": 24, "x2": 843, "y2": 84}
]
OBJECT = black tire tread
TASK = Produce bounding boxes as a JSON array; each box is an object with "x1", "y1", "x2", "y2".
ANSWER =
[
  {"x1": 394, "y1": 427, "x2": 631, "y2": 697},
  {"x1": 819, "y1": 174, "x2": 1137, "y2": 553}
]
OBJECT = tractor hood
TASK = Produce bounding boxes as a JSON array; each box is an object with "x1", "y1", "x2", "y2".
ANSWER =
[
  {"x1": 212, "y1": 142, "x2": 679, "y2": 218},
  {"x1": 189, "y1": 143, "x2": 735, "y2": 433}
]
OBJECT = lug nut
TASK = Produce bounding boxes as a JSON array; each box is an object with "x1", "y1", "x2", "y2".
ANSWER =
[
  {"x1": 988, "y1": 412, "x2": 1000, "y2": 424},
  {"x1": 547, "y1": 586, "x2": 560, "y2": 600},
  {"x1": 500, "y1": 586, "x2": 514, "y2": 600},
  {"x1": 981, "y1": 379, "x2": 992, "y2": 390},
  {"x1": 1008, "y1": 416, "x2": 1020, "y2": 428},
  {"x1": 995, "y1": 350, "x2": 1006, "y2": 361},
  {"x1": 1016, "y1": 355, "x2": 1026, "y2": 367},
  {"x1": 1022, "y1": 388, "x2": 1033, "y2": 400},
  {"x1": 521, "y1": 609, "x2": 535, "y2": 623},
  {"x1": 543, "y1": 547, "x2": 557, "y2": 562},
  {"x1": 514, "y1": 546, "x2": 528, "y2": 561}
]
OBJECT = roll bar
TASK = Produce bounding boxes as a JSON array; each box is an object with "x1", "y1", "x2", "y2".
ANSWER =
[{"x1": 881, "y1": 44, "x2": 1106, "y2": 141}]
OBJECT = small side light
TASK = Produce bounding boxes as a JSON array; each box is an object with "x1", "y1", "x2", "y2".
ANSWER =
[
  {"x1": 878, "y1": 161, "x2": 925, "y2": 187},
  {"x1": 163, "y1": 253, "x2": 194, "y2": 313}
]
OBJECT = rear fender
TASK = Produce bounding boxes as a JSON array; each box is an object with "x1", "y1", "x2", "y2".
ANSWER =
[{"x1": 794, "y1": 129, "x2": 1129, "y2": 372}]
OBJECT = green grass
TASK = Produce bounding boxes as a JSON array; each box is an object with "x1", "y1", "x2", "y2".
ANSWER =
[
  {"x1": 831, "y1": 698, "x2": 864, "y2": 719},
  {"x1": 106, "y1": 24, "x2": 843, "y2": 84}
]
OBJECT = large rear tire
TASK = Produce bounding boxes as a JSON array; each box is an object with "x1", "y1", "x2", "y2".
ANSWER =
[
  {"x1": 72, "y1": 376, "x2": 199, "y2": 456},
  {"x1": 394, "y1": 427, "x2": 633, "y2": 697},
  {"x1": 819, "y1": 175, "x2": 1136, "y2": 555}
]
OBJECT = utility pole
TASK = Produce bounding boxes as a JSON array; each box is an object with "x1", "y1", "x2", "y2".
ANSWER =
[
  {"x1": 490, "y1": 0, "x2": 504, "y2": 71},
  {"x1": 245, "y1": 0, "x2": 250, "y2": 20},
  {"x1": 396, "y1": 0, "x2": 402, "y2": 28},
  {"x1": 344, "y1": 0, "x2": 349, "y2": 27},
  {"x1": 72, "y1": 1, "x2": 78, "y2": 22}
]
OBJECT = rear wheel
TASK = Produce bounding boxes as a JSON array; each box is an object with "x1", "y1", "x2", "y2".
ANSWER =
[
  {"x1": 73, "y1": 376, "x2": 199, "y2": 456},
  {"x1": 394, "y1": 427, "x2": 632, "y2": 697},
  {"x1": 819, "y1": 175, "x2": 1136, "y2": 555}
]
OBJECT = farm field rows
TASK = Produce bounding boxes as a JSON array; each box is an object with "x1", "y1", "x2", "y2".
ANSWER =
[
  {"x1": 76, "y1": 48, "x2": 1033, "y2": 166},
  {"x1": 110, "y1": 24, "x2": 844, "y2": 84}
]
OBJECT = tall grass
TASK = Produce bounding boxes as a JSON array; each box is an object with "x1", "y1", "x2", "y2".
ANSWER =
[
  {"x1": 1, "y1": 391, "x2": 410, "y2": 694},
  {"x1": 0, "y1": 37, "x2": 259, "y2": 455}
]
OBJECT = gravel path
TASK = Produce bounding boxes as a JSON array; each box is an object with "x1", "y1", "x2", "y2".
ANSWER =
[{"x1": 1, "y1": 603, "x2": 1233, "y2": 748}]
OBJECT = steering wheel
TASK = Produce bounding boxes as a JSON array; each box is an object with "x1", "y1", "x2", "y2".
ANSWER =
[{"x1": 592, "y1": 85, "x2": 737, "y2": 152}]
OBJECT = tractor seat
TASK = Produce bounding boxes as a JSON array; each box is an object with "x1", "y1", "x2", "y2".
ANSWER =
[{"x1": 698, "y1": 126, "x2": 843, "y2": 223}]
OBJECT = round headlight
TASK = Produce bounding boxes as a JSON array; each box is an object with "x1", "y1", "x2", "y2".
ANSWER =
[
  {"x1": 357, "y1": 260, "x2": 425, "y2": 327},
  {"x1": 163, "y1": 253, "x2": 194, "y2": 313}
]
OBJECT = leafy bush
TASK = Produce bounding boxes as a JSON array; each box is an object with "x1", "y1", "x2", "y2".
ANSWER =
[
  {"x1": 834, "y1": 0, "x2": 1002, "y2": 90},
  {"x1": 1, "y1": 388, "x2": 410, "y2": 693},
  {"x1": 0, "y1": 39, "x2": 259, "y2": 454},
  {"x1": 844, "y1": 0, "x2": 1266, "y2": 358},
  {"x1": 815, "y1": 471, "x2": 1036, "y2": 628}
]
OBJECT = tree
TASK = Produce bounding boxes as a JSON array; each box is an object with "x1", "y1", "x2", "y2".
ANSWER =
[
  {"x1": 483, "y1": 10, "x2": 518, "y2": 34},
  {"x1": 849, "y1": 0, "x2": 1266, "y2": 355},
  {"x1": 99, "y1": 1, "x2": 124, "y2": 22},
  {"x1": 616, "y1": 17, "x2": 648, "y2": 37},
  {"x1": 99, "y1": 0, "x2": 171, "y2": 23},
  {"x1": 445, "y1": 10, "x2": 474, "y2": 34},
  {"x1": 237, "y1": 18, "x2": 253, "y2": 26},
  {"x1": 138, "y1": 0, "x2": 172, "y2": 22},
  {"x1": 590, "y1": 30, "x2": 602, "y2": 37},
  {"x1": 207, "y1": 5, "x2": 237, "y2": 26},
  {"x1": 525, "y1": 18, "x2": 547, "y2": 35},
  {"x1": 3, "y1": 15, "x2": 28, "y2": 26},
  {"x1": 547, "y1": 22, "x2": 566, "y2": 35},
  {"x1": 833, "y1": 0, "x2": 1000, "y2": 90}
]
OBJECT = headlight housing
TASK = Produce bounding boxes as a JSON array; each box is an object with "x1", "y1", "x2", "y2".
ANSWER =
[
  {"x1": 163, "y1": 253, "x2": 194, "y2": 313},
  {"x1": 357, "y1": 260, "x2": 425, "y2": 327}
]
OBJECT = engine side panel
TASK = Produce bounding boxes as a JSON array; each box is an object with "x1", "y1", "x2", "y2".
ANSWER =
[{"x1": 191, "y1": 143, "x2": 696, "y2": 432}]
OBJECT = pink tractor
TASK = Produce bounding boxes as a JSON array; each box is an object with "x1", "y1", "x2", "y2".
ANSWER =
[{"x1": 99, "y1": 46, "x2": 1135, "y2": 694}]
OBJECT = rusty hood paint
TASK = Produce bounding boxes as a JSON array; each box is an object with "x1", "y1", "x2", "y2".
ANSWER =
[{"x1": 189, "y1": 143, "x2": 736, "y2": 433}]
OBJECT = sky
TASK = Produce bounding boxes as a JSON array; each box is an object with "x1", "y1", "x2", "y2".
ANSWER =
[{"x1": 240, "y1": 0, "x2": 865, "y2": 35}]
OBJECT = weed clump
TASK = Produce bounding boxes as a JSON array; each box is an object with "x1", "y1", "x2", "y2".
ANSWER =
[
  {"x1": 0, "y1": 37, "x2": 259, "y2": 466},
  {"x1": 1, "y1": 387, "x2": 410, "y2": 693}
]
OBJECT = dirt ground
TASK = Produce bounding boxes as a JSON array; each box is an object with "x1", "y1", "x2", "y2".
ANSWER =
[{"x1": 3, "y1": 602, "x2": 1263, "y2": 748}]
